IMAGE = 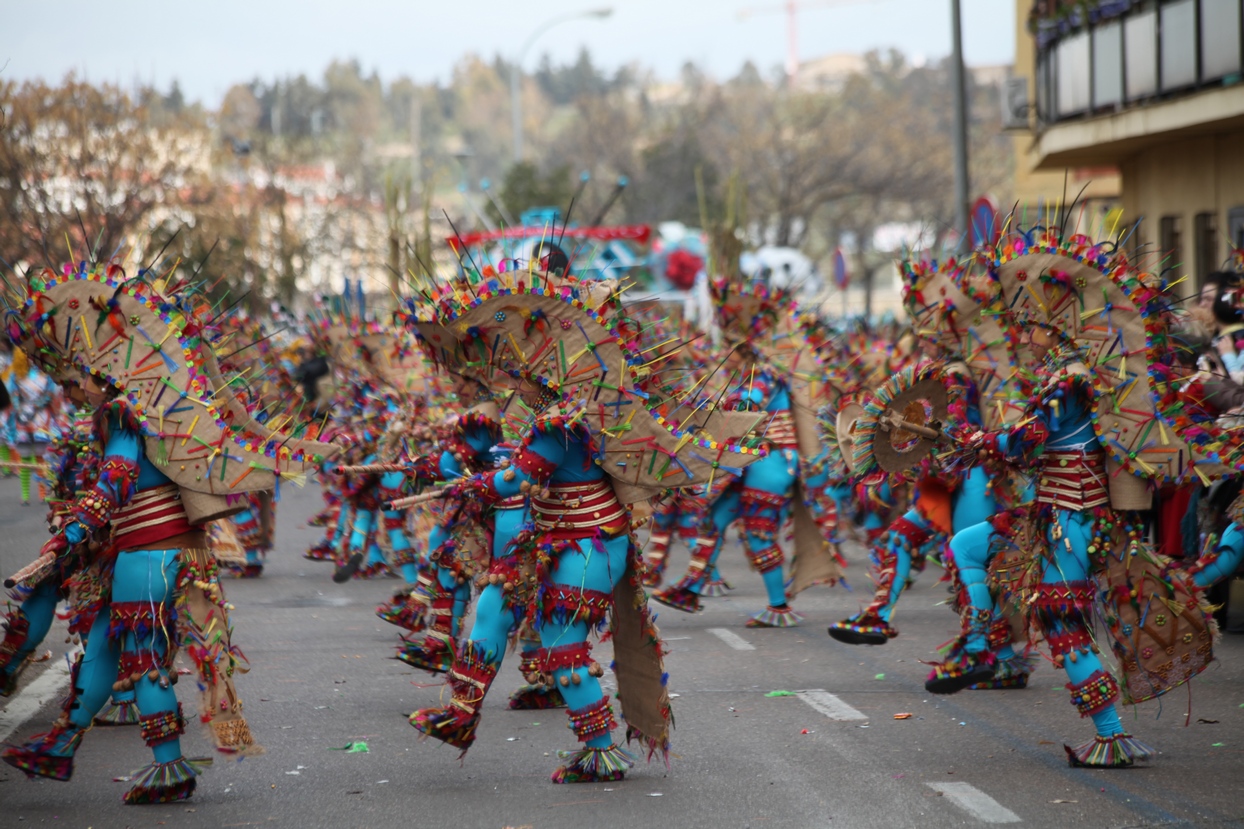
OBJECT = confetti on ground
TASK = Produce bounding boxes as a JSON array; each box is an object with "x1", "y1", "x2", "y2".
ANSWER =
[
  {"x1": 765, "y1": 690, "x2": 794, "y2": 697},
  {"x1": 894, "y1": 713, "x2": 913, "y2": 720},
  {"x1": 329, "y1": 741, "x2": 370, "y2": 753}
]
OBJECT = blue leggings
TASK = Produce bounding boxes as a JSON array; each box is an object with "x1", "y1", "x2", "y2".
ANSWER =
[
  {"x1": 460, "y1": 507, "x2": 530, "y2": 663},
  {"x1": 69, "y1": 549, "x2": 186, "y2": 763},
  {"x1": 873, "y1": 468, "x2": 996, "y2": 621},
  {"x1": 1042, "y1": 511, "x2": 1124, "y2": 738},
  {"x1": 691, "y1": 449, "x2": 798, "y2": 607},
  {"x1": 946, "y1": 521, "x2": 1016, "y2": 660},
  {"x1": 348, "y1": 508, "x2": 387, "y2": 568},
  {"x1": 541, "y1": 534, "x2": 630, "y2": 749},
  {"x1": 8, "y1": 580, "x2": 58, "y2": 665}
]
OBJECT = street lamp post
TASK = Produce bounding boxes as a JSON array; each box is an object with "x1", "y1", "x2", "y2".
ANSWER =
[
  {"x1": 950, "y1": 0, "x2": 970, "y2": 245},
  {"x1": 510, "y1": 7, "x2": 613, "y2": 163}
]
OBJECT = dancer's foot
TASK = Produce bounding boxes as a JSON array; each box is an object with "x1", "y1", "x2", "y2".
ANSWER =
[
  {"x1": 509, "y1": 683, "x2": 566, "y2": 710},
  {"x1": 924, "y1": 650, "x2": 997, "y2": 695},
  {"x1": 746, "y1": 604, "x2": 803, "y2": 628},
  {"x1": 1, "y1": 722, "x2": 84, "y2": 781},
  {"x1": 355, "y1": 561, "x2": 391, "y2": 580},
  {"x1": 550, "y1": 745, "x2": 634, "y2": 784},
  {"x1": 1065, "y1": 733, "x2": 1155, "y2": 768},
  {"x1": 376, "y1": 592, "x2": 424, "y2": 631},
  {"x1": 396, "y1": 639, "x2": 453, "y2": 674},
  {"x1": 650, "y1": 586, "x2": 701, "y2": 613},
  {"x1": 332, "y1": 552, "x2": 364, "y2": 583},
  {"x1": 409, "y1": 706, "x2": 479, "y2": 752},
  {"x1": 122, "y1": 757, "x2": 207, "y2": 804},
  {"x1": 827, "y1": 612, "x2": 897, "y2": 646},
  {"x1": 969, "y1": 652, "x2": 1035, "y2": 690},
  {"x1": 303, "y1": 542, "x2": 335, "y2": 562}
]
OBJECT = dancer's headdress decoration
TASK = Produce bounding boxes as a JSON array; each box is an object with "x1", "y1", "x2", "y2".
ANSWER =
[
  {"x1": 985, "y1": 225, "x2": 1244, "y2": 484},
  {"x1": 710, "y1": 276, "x2": 833, "y2": 456},
  {"x1": 405, "y1": 267, "x2": 766, "y2": 502},
  {"x1": 6, "y1": 262, "x2": 338, "y2": 503},
  {"x1": 899, "y1": 252, "x2": 1028, "y2": 431}
]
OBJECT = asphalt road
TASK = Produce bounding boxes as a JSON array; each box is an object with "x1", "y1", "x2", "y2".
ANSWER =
[{"x1": 1, "y1": 476, "x2": 1243, "y2": 829}]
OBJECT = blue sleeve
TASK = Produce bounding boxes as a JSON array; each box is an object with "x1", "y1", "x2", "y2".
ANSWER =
[
  {"x1": 65, "y1": 420, "x2": 142, "y2": 542},
  {"x1": 439, "y1": 450, "x2": 463, "y2": 479},
  {"x1": 486, "y1": 428, "x2": 567, "y2": 498},
  {"x1": 462, "y1": 423, "x2": 496, "y2": 455}
]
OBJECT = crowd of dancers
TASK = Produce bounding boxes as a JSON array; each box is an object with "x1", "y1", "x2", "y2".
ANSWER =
[{"x1": 1, "y1": 218, "x2": 1243, "y2": 804}]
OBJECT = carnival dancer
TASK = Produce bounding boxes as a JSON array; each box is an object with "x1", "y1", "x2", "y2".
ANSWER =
[
  {"x1": 640, "y1": 487, "x2": 721, "y2": 590},
  {"x1": 2, "y1": 348, "x2": 63, "y2": 504},
  {"x1": 393, "y1": 374, "x2": 503, "y2": 670},
  {"x1": 230, "y1": 491, "x2": 274, "y2": 578},
  {"x1": 914, "y1": 227, "x2": 1221, "y2": 767},
  {"x1": 828, "y1": 364, "x2": 997, "y2": 645},
  {"x1": 400, "y1": 264, "x2": 762, "y2": 782},
  {"x1": 405, "y1": 437, "x2": 567, "y2": 726},
  {"x1": 0, "y1": 260, "x2": 335, "y2": 801},
  {"x1": 653, "y1": 279, "x2": 845, "y2": 627}
]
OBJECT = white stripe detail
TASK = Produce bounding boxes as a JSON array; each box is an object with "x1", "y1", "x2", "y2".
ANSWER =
[
  {"x1": 925, "y1": 782, "x2": 1022, "y2": 823},
  {"x1": 795, "y1": 689, "x2": 867, "y2": 721},
  {"x1": 707, "y1": 628, "x2": 755, "y2": 651},
  {"x1": 0, "y1": 649, "x2": 79, "y2": 742}
]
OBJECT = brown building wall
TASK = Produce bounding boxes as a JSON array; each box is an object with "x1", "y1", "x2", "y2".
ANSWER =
[{"x1": 1120, "y1": 129, "x2": 1244, "y2": 283}]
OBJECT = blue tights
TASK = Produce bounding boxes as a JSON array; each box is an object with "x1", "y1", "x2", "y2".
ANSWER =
[
  {"x1": 67, "y1": 549, "x2": 186, "y2": 763},
  {"x1": 541, "y1": 534, "x2": 630, "y2": 749}
]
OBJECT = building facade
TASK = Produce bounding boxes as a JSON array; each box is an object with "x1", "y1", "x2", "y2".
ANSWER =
[{"x1": 1014, "y1": 0, "x2": 1244, "y2": 285}]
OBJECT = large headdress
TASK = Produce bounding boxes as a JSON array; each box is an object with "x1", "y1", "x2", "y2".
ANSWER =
[
  {"x1": 900, "y1": 255, "x2": 976, "y2": 358},
  {"x1": 985, "y1": 225, "x2": 1244, "y2": 487},
  {"x1": 6, "y1": 263, "x2": 337, "y2": 508},
  {"x1": 405, "y1": 267, "x2": 765, "y2": 503}
]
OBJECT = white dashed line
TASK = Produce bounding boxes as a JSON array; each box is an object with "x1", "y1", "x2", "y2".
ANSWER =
[
  {"x1": 794, "y1": 689, "x2": 867, "y2": 721},
  {"x1": 0, "y1": 648, "x2": 79, "y2": 742},
  {"x1": 707, "y1": 628, "x2": 755, "y2": 650},
  {"x1": 926, "y1": 782, "x2": 1022, "y2": 823}
]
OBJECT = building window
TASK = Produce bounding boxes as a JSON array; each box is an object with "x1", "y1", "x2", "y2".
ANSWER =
[
  {"x1": 1202, "y1": 0, "x2": 1244, "y2": 80},
  {"x1": 1195, "y1": 212, "x2": 1218, "y2": 283},
  {"x1": 1056, "y1": 31, "x2": 1092, "y2": 116},
  {"x1": 1228, "y1": 206, "x2": 1244, "y2": 256},
  {"x1": 1160, "y1": 215, "x2": 1184, "y2": 278},
  {"x1": 1125, "y1": 9, "x2": 1159, "y2": 101},
  {"x1": 1093, "y1": 21, "x2": 1124, "y2": 109}
]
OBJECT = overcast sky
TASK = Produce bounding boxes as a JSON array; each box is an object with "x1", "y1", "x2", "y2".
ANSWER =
[{"x1": 4, "y1": 0, "x2": 1015, "y2": 105}]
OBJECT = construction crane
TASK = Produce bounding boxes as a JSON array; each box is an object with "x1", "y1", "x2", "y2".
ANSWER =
[{"x1": 737, "y1": 0, "x2": 883, "y2": 85}]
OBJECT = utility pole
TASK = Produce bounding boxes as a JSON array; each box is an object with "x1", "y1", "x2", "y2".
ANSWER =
[{"x1": 950, "y1": 0, "x2": 970, "y2": 245}]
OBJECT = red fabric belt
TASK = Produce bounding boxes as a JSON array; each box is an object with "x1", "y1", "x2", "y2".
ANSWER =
[
  {"x1": 761, "y1": 410, "x2": 799, "y2": 448},
  {"x1": 532, "y1": 480, "x2": 627, "y2": 539},
  {"x1": 111, "y1": 484, "x2": 196, "y2": 550},
  {"x1": 1036, "y1": 451, "x2": 1108, "y2": 510}
]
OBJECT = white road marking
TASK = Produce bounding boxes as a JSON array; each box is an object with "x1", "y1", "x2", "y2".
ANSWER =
[
  {"x1": 795, "y1": 689, "x2": 867, "y2": 721},
  {"x1": 926, "y1": 782, "x2": 1022, "y2": 823},
  {"x1": 707, "y1": 628, "x2": 755, "y2": 650},
  {"x1": 0, "y1": 649, "x2": 79, "y2": 742}
]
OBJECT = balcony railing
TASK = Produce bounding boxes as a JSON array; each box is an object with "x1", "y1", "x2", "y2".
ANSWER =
[{"x1": 1034, "y1": 0, "x2": 1243, "y2": 126}]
